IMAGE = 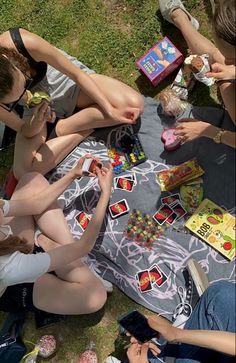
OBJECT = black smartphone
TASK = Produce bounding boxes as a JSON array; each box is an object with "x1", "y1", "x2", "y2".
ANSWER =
[{"x1": 118, "y1": 310, "x2": 157, "y2": 343}]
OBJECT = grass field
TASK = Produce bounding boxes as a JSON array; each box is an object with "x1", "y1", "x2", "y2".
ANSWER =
[{"x1": 0, "y1": 1, "x2": 220, "y2": 361}]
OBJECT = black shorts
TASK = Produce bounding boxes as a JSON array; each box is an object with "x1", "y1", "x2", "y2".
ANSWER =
[{"x1": 0, "y1": 283, "x2": 39, "y2": 313}]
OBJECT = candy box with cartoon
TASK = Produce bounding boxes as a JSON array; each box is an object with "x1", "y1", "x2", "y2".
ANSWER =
[
  {"x1": 185, "y1": 198, "x2": 236, "y2": 261},
  {"x1": 136, "y1": 36, "x2": 183, "y2": 86}
]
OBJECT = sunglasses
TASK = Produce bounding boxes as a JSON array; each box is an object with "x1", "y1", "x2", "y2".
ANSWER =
[{"x1": 0, "y1": 69, "x2": 33, "y2": 112}]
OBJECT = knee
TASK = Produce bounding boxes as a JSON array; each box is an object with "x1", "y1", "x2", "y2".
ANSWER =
[
  {"x1": 205, "y1": 281, "x2": 234, "y2": 305},
  {"x1": 87, "y1": 283, "x2": 107, "y2": 313},
  {"x1": 130, "y1": 93, "x2": 144, "y2": 114}
]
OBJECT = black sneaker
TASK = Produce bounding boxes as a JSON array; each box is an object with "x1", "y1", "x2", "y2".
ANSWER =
[{"x1": 172, "y1": 259, "x2": 208, "y2": 329}]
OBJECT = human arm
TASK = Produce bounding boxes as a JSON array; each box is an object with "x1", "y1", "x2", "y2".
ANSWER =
[
  {"x1": 3, "y1": 155, "x2": 99, "y2": 216},
  {"x1": 0, "y1": 100, "x2": 54, "y2": 138},
  {"x1": 47, "y1": 165, "x2": 112, "y2": 269},
  {"x1": 18, "y1": 28, "x2": 141, "y2": 124},
  {"x1": 148, "y1": 315, "x2": 236, "y2": 357},
  {"x1": 174, "y1": 119, "x2": 236, "y2": 148},
  {"x1": 206, "y1": 63, "x2": 236, "y2": 124}
]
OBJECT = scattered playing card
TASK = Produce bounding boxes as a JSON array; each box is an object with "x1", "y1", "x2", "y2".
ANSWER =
[
  {"x1": 149, "y1": 265, "x2": 168, "y2": 287},
  {"x1": 149, "y1": 265, "x2": 163, "y2": 285},
  {"x1": 109, "y1": 199, "x2": 130, "y2": 219},
  {"x1": 153, "y1": 204, "x2": 173, "y2": 225},
  {"x1": 75, "y1": 211, "x2": 91, "y2": 231},
  {"x1": 172, "y1": 202, "x2": 187, "y2": 221},
  {"x1": 136, "y1": 269, "x2": 152, "y2": 293},
  {"x1": 166, "y1": 212, "x2": 178, "y2": 225},
  {"x1": 114, "y1": 177, "x2": 135, "y2": 192},
  {"x1": 122, "y1": 173, "x2": 137, "y2": 185},
  {"x1": 161, "y1": 193, "x2": 181, "y2": 206}
]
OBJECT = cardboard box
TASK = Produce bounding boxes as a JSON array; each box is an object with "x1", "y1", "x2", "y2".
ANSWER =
[{"x1": 136, "y1": 37, "x2": 184, "y2": 86}]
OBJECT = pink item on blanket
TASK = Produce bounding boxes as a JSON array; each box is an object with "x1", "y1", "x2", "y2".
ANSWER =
[{"x1": 161, "y1": 128, "x2": 181, "y2": 151}]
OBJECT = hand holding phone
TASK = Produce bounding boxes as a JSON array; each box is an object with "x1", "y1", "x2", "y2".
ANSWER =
[{"x1": 118, "y1": 310, "x2": 158, "y2": 343}]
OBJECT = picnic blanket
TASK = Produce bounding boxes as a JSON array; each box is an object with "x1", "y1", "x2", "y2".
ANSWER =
[{"x1": 48, "y1": 97, "x2": 235, "y2": 319}]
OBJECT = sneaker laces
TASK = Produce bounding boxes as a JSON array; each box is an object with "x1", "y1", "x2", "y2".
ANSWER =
[{"x1": 173, "y1": 285, "x2": 193, "y2": 321}]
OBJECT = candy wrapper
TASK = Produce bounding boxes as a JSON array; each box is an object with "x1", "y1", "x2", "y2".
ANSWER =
[
  {"x1": 159, "y1": 89, "x2": 189, "y2": 118},
  {"x1": 157, "y1": 159, "x2": 204, "y2": 191},
  {"x1": 36, "y1": 335, "x2": 56, "y2": 358},
  {"x1": 185, "y1": 54, "x2": 214, "y2": 86},
  {"x1": 180, "y1": 177, "x2": 204, "y2": 214},
  {"x1": 171, "y1": 64, "x2": 196, "y2": 100},
  {"x1": 77, "y1": 342, "x2": 98, "y2": 363}
]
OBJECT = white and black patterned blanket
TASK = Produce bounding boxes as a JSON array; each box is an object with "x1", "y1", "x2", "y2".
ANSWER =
[{"x1": 48, "y1": 97, "x2": 235, "y2": 319}]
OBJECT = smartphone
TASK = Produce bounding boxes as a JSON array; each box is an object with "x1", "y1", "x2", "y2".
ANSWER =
[{"x1": 118, "y1": 310, "x2": 157, "y2": 343}]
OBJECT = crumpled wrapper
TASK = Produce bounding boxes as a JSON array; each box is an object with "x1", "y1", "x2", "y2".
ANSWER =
[
  {"x1": 159, "y1": 89, "x2": 189, "y2": 118},
  {"x1": 185, "y1": 54, "x2": 215, "y2": 86}
]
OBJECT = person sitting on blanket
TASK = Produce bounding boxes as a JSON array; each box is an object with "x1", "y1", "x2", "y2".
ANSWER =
[
  {"x1": 159, "y1": 0, "x2": 236, "y2": 149},
  {"x1": 0, "y1": 155, "x2": 113, "y2": 314},
  {"x1": 0, "y1": 27, "x2": 144, "y2": 180},
  {"x1": 107, "y1": 267, "x2": 235, "y2": 363}
]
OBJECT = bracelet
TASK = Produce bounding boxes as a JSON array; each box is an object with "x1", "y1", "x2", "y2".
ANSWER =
[
  {"x1": 1, "y1": 200, "x2": 10, "y2": 216},
  {"x1": 213, "y1": 129, "x2": 225, "y2": 144}
]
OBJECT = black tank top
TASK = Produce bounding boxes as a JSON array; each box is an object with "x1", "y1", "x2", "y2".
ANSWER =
[{"x1": 9, "y1": 27, "x2": 47, "y2": 89}]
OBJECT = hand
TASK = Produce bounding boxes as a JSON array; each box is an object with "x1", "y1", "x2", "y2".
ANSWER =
[
  {"x1": 72, "y1": 154, "x2": 101, "y2": 178},
  {"x1": 45, "y1": 105, "x2": 56, "y2": 123},
  {"x1": 96, "y1": 163, "x2": 113, "y2": 195},
  {"x1": 206, "y1": 63, "x2": 236, "y2": 81},
  {"x1": 174, "y1": 119, "x2": 209, "y2": 142},
  {"x1": 29, "y1": 100, "x2": 54, "y2": 126},
  {"x1": 127, "y1": 342, "x2": 149, "y2": 363},
  {"x1": 109, "y1": 106, "x2": 141, "y2": 125},
  {"x1": 147, "y1": 315, "x2": 178, "y2": 343}
]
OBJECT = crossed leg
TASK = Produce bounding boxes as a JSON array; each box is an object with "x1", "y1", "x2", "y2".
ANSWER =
[{"x1": 7, "y1": 172, "x2": 107, "y2": 314}]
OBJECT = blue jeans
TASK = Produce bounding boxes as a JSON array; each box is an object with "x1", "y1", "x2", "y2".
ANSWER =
[{"x1": 150, "y1": 281, "x2": 236, "y2": 363}]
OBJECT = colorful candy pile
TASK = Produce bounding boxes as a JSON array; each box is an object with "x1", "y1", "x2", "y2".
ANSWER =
[
  {"x1": 124, "y1": 209, "x2": 164, "y2": 249},
  {"x1": 107, "y1": 147, "x2": 130, "y2": 174}
]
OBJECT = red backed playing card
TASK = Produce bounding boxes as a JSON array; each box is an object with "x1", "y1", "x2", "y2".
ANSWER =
[
  {"x1": 153, "y1": 204, "x2": 173, "y2": 225},
  {"x1": 115, "y1": 177, "x2": 135, "y2": 192},
  {"x1": 75, "y1": 211, "x2": 91, "y2": 231},
  {"x1": 109, "y1": 199, "x2": 130, "y2": 219},
  {"x1": 136, "y1": 270, "x2": 152, "y2": 293}
]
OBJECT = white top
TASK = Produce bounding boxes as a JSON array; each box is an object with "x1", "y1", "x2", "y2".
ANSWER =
[{"x1": 0, "y1": 251, "x2": 51, "y2": 297}]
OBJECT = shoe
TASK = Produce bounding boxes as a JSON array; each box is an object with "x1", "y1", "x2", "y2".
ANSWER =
[
  {"x1": 89, "y1": 263, "x2": 113, "y2": 293},
  {"x1": 172, "y1": 266, "x2": 202, "y2": 329},
  {"x1": 187, "y1": 258, "x2": 209, "y2": 297},
  {"x1": 158, "y1": 0, "x2": 199, "y2": 30},
  {"x1": 106, "y1": 356, "x2": 121, "y2": 363}
]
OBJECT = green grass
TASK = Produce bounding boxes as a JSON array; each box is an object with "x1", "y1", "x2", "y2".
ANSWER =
[{"x1": 0, "y1": 0, "x2": 221, "y2": 361}]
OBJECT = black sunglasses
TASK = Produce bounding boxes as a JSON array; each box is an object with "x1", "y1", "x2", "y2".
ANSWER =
[{"x1": 0, "y1": 70, "x2": 33, "y2": 112}]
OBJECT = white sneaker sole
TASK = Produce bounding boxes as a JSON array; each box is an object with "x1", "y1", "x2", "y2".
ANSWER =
[{"x1": 187, "y1": 259, "x2": 209, "y2": 296}]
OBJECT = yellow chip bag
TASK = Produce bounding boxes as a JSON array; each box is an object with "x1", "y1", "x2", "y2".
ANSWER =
[{"x1": 157, "y1": 159, "x2": 204, "y2": 191}]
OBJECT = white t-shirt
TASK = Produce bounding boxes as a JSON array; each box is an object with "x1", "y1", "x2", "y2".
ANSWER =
[{"x1": 0, "y1": 251, "x2": 51, "y2": 296}]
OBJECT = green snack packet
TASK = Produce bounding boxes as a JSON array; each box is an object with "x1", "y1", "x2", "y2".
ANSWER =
[{"x1": 180, "y1": 177, "x2": 204, "y2": 214}]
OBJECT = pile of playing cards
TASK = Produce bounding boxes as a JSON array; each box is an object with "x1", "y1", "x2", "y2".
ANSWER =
[
  {"x1": 114, "y1": 173, "x2": 137, "y2": 192},
  {"x1": 136, "y1": 265, "x2": 167, "y2": 293},
  {"x1": 153, "y1": 193, "x2": 187, "y2": 225}
]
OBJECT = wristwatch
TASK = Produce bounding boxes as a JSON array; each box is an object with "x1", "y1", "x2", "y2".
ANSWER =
[{"x1": 213, "y1": 129, "x2": 225, "y2": 144}]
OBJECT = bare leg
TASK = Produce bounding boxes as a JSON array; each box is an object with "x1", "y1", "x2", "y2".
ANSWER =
[
  {"x1": 13, "y1": 126, "x2": 92, "y2": 179},
  {"x1": 171, "y1": 9, "x2": 225, "y2": 64},
  {"x1": 55, "y1": 74, "x2": 144, "y2": 135}
]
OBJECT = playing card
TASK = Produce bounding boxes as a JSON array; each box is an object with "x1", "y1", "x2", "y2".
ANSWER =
[
  {"x1": 166, "y1": 212, "x2": 178, "y2": 225},
  {"x1": 122, "y1": 173, "x2": 137, "y2": 185},
  {"x1": 161, "y1": 193, "x2": 180, "y2": 206},
  {"x1": 172, "y1": 202, "x2": 187, "y2": 220},
  {"x1": 114, "y1": 177, "x2": 135, "y2": 192},
  {"x1": 149, "y1": 265, "x2": 163, "y2": 285},
  {"x1": 109, "y1": 199, "x2": 130, "y2": 219},
  {"x1": 153, "y1": 204, "x2": 173, "y2": 225},
  {"x1": 136, "y1": 270, "x2": 152, "y2": 292},
  {"x1": 150, "y1": 266, "x2": 168, "y2": 287},
  {"x1": 75, "y1": 211, "x2": 91, "y2": 231}
]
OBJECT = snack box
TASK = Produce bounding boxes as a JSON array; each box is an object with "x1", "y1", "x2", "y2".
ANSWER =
[{"x1": 136, "y1": 37, "x2": 184, "y2": 86}]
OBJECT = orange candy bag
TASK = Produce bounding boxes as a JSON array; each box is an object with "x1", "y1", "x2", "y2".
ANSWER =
[{"x1": 157, "y1": 159, "x2": 204, "y2": 191}]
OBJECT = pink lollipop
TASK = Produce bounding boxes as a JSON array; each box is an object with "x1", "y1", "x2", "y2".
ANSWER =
[{"x1": 161, "y1": 128, "x2": 181, "y2": 151}]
